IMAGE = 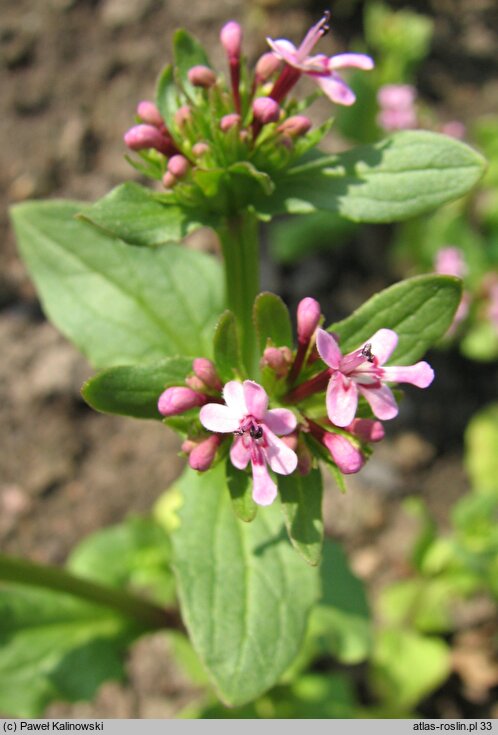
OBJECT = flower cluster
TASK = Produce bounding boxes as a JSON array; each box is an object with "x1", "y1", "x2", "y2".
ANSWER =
[
  {"x1": 123, "y1": 14, "x2": 373, "y2": 204},
  {"x1": 158, "y1": 297, "x2": 434, "y2": 506}
]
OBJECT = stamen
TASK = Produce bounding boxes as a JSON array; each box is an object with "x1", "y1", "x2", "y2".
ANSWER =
[
  {"x1": 249, "y1": 425, "x2": 264, "y2": 440},
  {"x1": 361, "y1": 343, "x2": 374, "y2": 363},
  {"x1": 320, "y1": 10, "x2": 331, "y2": 36}
]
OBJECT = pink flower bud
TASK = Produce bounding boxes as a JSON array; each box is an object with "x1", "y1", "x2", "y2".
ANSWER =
[
  {"x1": 192, "y1": 141, "x2": 210, "y2": 157},
  {"x1": 181, "y1": 439, "x2": 197, "y2": 454},
  {"x1": 174, "y1": 105, "x2": 192, "y2": 128},
  {"x1": 167, "y1": 154, "x2": 190, "y2": 179},
  {"x1": 253, "y1": 96, "x2": 280, "y2": 125},
  {"x1": 255, "y1": 52, "x2": 281, "y2": 82},
  {"x1": 188, "y1": 65, "x2": 217, "y2": 88},
  {"x1": 220, "y1": 21, "x2": 242, "y2": 60},
  {"x1": 441, "y1": 121, "x2": 466, "y2": 140},
  {"x1": 377, "y1": 84, "x2": 416, "y2": 109},
  {"x1": 322, "y1": 432, "x2": 365, "y2": 474},
  {"x1": 157, "y1": 386, "x2": 206, "y2": 416},
  {"x1": 434, "y1": 247, "x2": 467, "y2": 279},
  {"x1": 188, "y1": 435, "x2": 221, "y2": 471},
  {"x1": 347, "y1": 418, "x2": 385, "y2": 443},
  {"x1": 124, "y1": 124, "x2": 170, "y2": 155},
  {"x1": 260, "y1": 346, "x2": 293, "y2": 378},
  {"x1": 162, "y1": 171, "x2": 177, "y2": 189},
  {"x1": 297, "y1": 297, "x2": 321, "y2": 345},
  {"x1": 278, "y1": 115, "x2": 312, "y2": 138},
  {"x1": 192, "y1": 358, "x2": 222, "y2": 392},
  {"x1": 185, "y1": 375, "x2": 206, "y2": 392},
  {"x1": 137, "y1": 100, "x2": 164, "y2": 128},
  {"x1": 220, "y1": 113, "x2": 241, "y2": 132}
]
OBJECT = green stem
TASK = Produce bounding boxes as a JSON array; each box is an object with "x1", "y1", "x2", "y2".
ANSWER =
[
  {"x1": 219, "y1": 211, "x2": 260, "y2": 375},
  {"x1": 0, "y1": 553, "x2": 184, "y2": 633}
]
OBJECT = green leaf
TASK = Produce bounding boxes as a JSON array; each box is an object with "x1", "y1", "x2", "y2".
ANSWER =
[
  {"x1": 329, "y1": 275, "x2": 462, "y2": 364},
  {"x1": 11, "y1": 200, "x2": 224, "y2": 368},
  {"x1": 269, "y1": 211, "x2": 357, "y2": 263},
  {"x1": 79, "y1": 183, "x2": 209, "y2": 247},
  {"x1": 254, "y1": 292, "x2": 293, "y2": 352},
  {"x1": 226, "y1": 459, "x2": 257, "y2": 523},
  {"x1": 228, "y1": 162, "x2": 275, "y2": 196},
  {"x1": 0, "y1": 584, "x2": 140, "y2": 717},
  {"x1": 67, "y1": 516, "x2": 175, "y2": 606},
  {"x1": 174, "y1": 29, "x2": 212, "y2": 100},
  {"x1": 82, "y1": 357, "x2": 191, "y2": 419},
  {"x1": 156, "y1": 63, "x2": 181, "y2": 131},
  {"x1": 370, "y1": 629, "x2": 451, "y2": 710},
  {"x1": 171, "y1": 463, "x2": 319, "y2": 706},
  {"x1": 465, "y1": 403, "x2": 498, "y2": 494},
  {"x1": 277, "y1": 469, "x2": 323, "y2": 566},
  {"x1": 213, "y1": 310, "x2": 244, "y2": 383},
  {"x1": 257, "y1": 131, "x2": 486, "y2": 223}
]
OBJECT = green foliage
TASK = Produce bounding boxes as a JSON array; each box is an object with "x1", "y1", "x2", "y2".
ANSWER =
[
  {"x1": 82, "y1": 357, "x2": 192, "y2": 419},
  {"x1": 171, "y1": 463, "x2": 320, "y2": 706},
  {"x1": 67, "y1": 517, "x2": 176, "y2": 606},
  {"x1": 253, "y1": 292, "x2": 293, "y2": 352},
  {"x1": 278, "y1": 469, "x2": 324, "y2": 566},
  {"x1": 10, "y1": 201, "x2": 224, "y2": 368},
  {"x1": 370, "y1": 629, "x2": 451, "y2": 712},
  {"x1": 269, "y1": 211, "x2": 358, "y2": 263},
  {"x1": 79, "y1": 183, "x2": 211, "y2": 247},
  {"x1": 465, "y1": 403, "x2": 498, "y2": 494},
  {"x1": 0, "y1": 516, "x2": 172, "y2": 717},
  {"x1": 330, "y1": 274, "x2": 462, "y2": 364},
  {"x1": 213, "y1": 310, "x2": 244, "y2": 383},
  {"x1": 226, "y1": 459, "x2": 257, "y2": 523},
  {"x1": 256, "y1": 131, "x2": 486, "y2": 223},
  {"x1": 173, "y1": 30, "x2": 212, "y2": 101}
]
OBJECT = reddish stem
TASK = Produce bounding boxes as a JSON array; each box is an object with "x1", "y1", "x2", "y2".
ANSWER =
[{"x1": 284, "y1": 368, "x2": 331, "y2": 404}]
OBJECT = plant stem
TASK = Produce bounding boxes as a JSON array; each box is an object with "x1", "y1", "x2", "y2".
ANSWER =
[
  {"x1": 0, "y1": 553, "x2": 184, "y2": 633},
  {"x1": 219, "y1": 211, "x2": 260, "y2": 374}
]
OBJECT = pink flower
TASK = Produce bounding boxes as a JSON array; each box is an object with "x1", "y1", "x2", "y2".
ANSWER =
[
  {"x1": 377, "y1": 84, "x2": 417, "y2": 132},
  {"x1": 434, "y1": 246, "x2": 467, "y2": 279},
  {"x1": 267, "y1": 12, "x2": 374, "y2": 105},
  {"x1": 316, "y1": 328, "x2": 434, "y2": 427},
  {"x1": 200, "y1": 380, "x2": 297, "y2": 506}
]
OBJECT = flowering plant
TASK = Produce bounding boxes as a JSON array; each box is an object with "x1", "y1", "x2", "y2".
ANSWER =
[{"x1": 5, "y1": 12, "x2": 486, "y2": 714}]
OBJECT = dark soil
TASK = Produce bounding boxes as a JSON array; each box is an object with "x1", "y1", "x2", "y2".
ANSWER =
[{"x1": 1, "y1": 0, "x2": 497, "y2": 719}]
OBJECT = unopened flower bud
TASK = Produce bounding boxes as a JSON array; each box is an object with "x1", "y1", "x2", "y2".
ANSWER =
[
  {"x1": 174, "y1": 106, "x2": 192, "y2": 128},
  {"x1": 347, "y1": 418, "x2": 385, "y2": 443},
  {"x1": 377, "y1": 84, "x2": 416, "y2": 109},
  {"x1": 278, "y1": 115, "x2": 312, "y2": 138},
  {"x1": 158, "y1": 386, "x2": 206, "y2": 416},
  {"x1": 253, "y1": 96, "x2": 280, "y2": 125},
  {"x1": 255, "y1": 52, "x2": 281, "y2": 82},
  {"x1": 137, "y1": 100, "x2": 164, "y2": 128},
  {"x1": 220, "y1": 113, "x2": 241, "y2": 132},
  {"x1": 188, "y1": 65, "x2": 217, "y2": 88},
  {"x1": 185, "y1": 375, "x2": 207, "y2": 392},
  {"x1": 297, "y1": 297, "x2": 321, "y2": 345},
  {"x1": 322, "y1": 432, "x2": 364, "y2": 474},
  {"x1": 260, "y1": 346, "x2": 293, "y2": 378},
  {"x1": 181, "y1": 439, "x2": 197, "y2": 454},
  {"x1": 220, "y1": 21, "x2": 242, "y2": 61},
  {"x1": 441, "y1": 121, "x2": 466, "y2": 140},
  {"x1": 168, "y1": 154, "x2": 190, "y2": 179},
  {"x1": 192, "y1": 358, "x2": 222, "y2": 392},
  {"x1": 189, "y1": 434, "x2": 221, "y2": 471},
  {"x1": 162, "y1": 171, "x2": 177, "y2": 189},
  {"x1": 124, "y1": 124, "x2": 170, "y2": 155},
  {"x1": 192, "y1": 141, "x2": 210, "y2": 157}
]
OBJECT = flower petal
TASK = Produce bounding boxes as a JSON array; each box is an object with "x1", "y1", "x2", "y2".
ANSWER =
[
  {"x1": 243, "y1": 380, "x2": 268, "y2": 420},
  {"x1": 359, "y1": 384, "x2": 398, "y2": 421},
  {"x1": 316, "y1": 328, "x2": 342, "y2": 369},
  {"x1": 328, "y1": 53, "x2": 374, "y2": 71},
  {"x1": 322, "y1": 432, "x2": 364, "y2": 474},
  {"x1": 264, "y1": 408, "x2": 297, "y2": 436},
  {"x1": 326, "y1": 372, "x2": 359, "y2": 427},
  {"x1": 368, "y1": 329, "x2": 398, "y2": 365},
  {"x1": 199, "y1": 403, "x2": 239, "y2": 432},
  {"x1": 230, "y1": 436, "x2": 251, "y2": 470},
  {"x1": 264, "y1": 429, "x2": 298, "y2": 475},
  {"x1": 223, "y1": 381, "x2": 246, "y2": 416},
  {"x1": 266, "y1": 38, "x2": 299, "y2": 67},
  {"x1": 381, "y1": 361, "x2": 434, "y2": 388},
  {"x1": 312, "y1": 73, "x2": 356, "y2": 106},
  {"x1": 251, "y1": 461, "x2": 278, "y2": 506}
]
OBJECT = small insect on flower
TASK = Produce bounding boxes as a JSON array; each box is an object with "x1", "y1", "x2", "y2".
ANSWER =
[{"x1": 361, "y1": 343, "x2": 374, "y2": 363}]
